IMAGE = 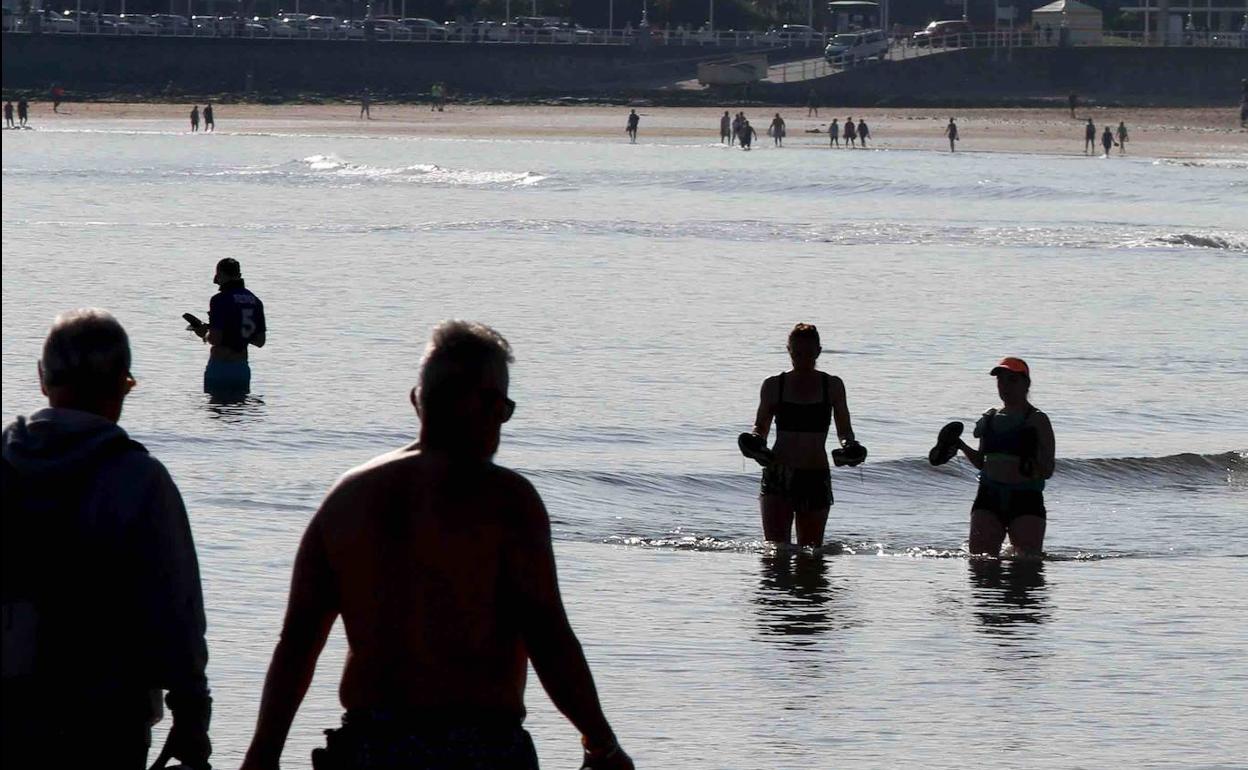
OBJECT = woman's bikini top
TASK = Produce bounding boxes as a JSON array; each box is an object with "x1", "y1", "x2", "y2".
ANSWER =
[{"x1": 773, "y1": 372, "x2": 833, "y2": 434}]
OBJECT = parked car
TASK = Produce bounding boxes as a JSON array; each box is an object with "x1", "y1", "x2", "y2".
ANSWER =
[
  {"x1": 912, "y1": 19, "x2": 973, "y2": 47},
  {"x1": 190, "y1": 15, "x2": 217, "y2": 34},
  {"x1": 99, "y1": 14, "x2": 137, "y2": 34},
  {"x1": 117, "y1": 14, "x2": 159, "y2": 34},
  {"x1": 765, "y1": 24, "x2": 820, "y2": 44},
  {"x1": 824, "y1": 29, "x2": 889, "y2": 63},
  {"x1": 151, "y1": 13, "x2": 191, "y2": 33},
  {"x1": 399, "y1": 17, "x2": 447, "y2": 40},
  {"x1": 45, "y1": 12, "x2": 84, "y2": 32}
]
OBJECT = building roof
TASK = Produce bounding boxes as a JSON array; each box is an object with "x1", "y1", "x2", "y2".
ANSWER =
[{"x1": 1033, "y1": 0, "x2": 1103, "y2": 14}]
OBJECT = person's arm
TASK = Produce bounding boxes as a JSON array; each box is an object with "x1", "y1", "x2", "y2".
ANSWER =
[
  {"x1": 506, "y1": 480, "x2": 625, "y2": 759},
  {"x1": 1030, "y1": 411, "x2": 1056, "y2": 480},
  {"x1": 751, "y1": 377, "x2": 776, "y2": 441},
  {"x1": 828, "y1": 375, "x2": 855, "y2": 445},
  {"x1": 132, "y1": 461, "x2": 212, "y2": 768},
  {"x1": 957, "y1": 412, "x2": 989, "y2": 469},
  {"x1": 240, "y1": 512, "x2": 340, "y2": 770},
  {"x1": 250, "y1": 302, "x2": 267, "y2": 349}
]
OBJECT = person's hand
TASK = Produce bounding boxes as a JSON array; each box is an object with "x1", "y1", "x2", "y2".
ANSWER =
[
  {"x1": 580, "y1": 735, "x2": 634, "y2": 770},
  {"x1": 165, "y1": 716, "x2": 212, "y2": 769}
]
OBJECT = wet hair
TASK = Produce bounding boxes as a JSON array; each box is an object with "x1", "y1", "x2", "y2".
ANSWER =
[
  {"x1": 40, "y1": 309, "x2": 131, "y2": 399},
  {"x1": 787, "y1": 323, "x2": 821, "y2": 348},
  {"x1": 418, "y1": 320, "x2": 514, "y2": 413}
]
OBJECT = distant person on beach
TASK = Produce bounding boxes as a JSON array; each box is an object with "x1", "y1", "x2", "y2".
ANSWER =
[
  {"x1": 189, "y1": 258, "x2": 266, "y2": 399},
  {"x1": 720, "y1": 110, "x2": 732, "y2": 144},
  {"x1": 829, "y1": 117, "x2": 839, "y2": 147},
  {"x1": 51, "y1": 84, "x2": 64, "y2": 113},
  {"x1": 203, "y1": 102, "x2": 214, "y2": 132},
  {"x1": 16, "y1": 98, "x2": 29, "y2": 127},
  {"x1": 1240, "y1": 79, "x2": 1246, "y2": 127},
  {"x1": 945, "y1": 117, "x2": 959, "y2": 151},
  {"x1": 740, "y1": 118, "x2": 757, "y2": 149},
  {"x1": 770, "y1": 113, "x2": 786, "y2": 146},
  {"x1": 732, "y1": 111, "x2": 744, "y2": 145},
  {"x1": 431, "y1": 82, "x2": 446, "y2": 112},
  {"x1": 857, "y1": 118, "x2": 870, "y2": 147},
  {"x1": 3, "y1": 101, "x2": 13, "y2": 128},
  {"x1": 238, "y1": 321, "x2": 634, "y2": 770},
  {"x1": 1101, "y1": 125, "x2": 1116, "y2": 156},
  {"x1": 190, "y1": 105, "x2": 199, "y2": 132},
  {"x1": 744, "y1": 323, "x2": 862, "y2": 548},
  {"x1": 807, "y1": 88, "x2": 819, "y2": 117},
  {"x1": 360, "y1": 89, "x2": 371, "y2": 120},
  {"x1": 626, "y1": 108, "x2": 640, "y2": 143},
  {"x1": 1068, "y1": 92, "x2": 1078, "y2": 119},
  {"x1": 1116, "y1": 121, "x2": 1128, "y2": 154},
  {"x1": 1, "y1": 309, "x2": 212, "y2": 769},
  {"x1": 844, "y1": 116, "x2": 857, "y2": 148},
  {"x1": 945, "y1": 357, "x2": 1055, "y2": 557},
  {"x1": 1084, "y1": 118, "x2": 1096, "y2": 154}
]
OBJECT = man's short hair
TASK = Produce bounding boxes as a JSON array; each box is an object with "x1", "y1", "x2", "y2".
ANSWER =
[
  {"x1": 418, "y1": 320, "x2": 513, "y2": 411},
  {"x1": 215, "y1": 258, "x2": 241, "y2": 278},
  {"x1": 40, "y1": 309, "x2": 131, "y2": 397}
]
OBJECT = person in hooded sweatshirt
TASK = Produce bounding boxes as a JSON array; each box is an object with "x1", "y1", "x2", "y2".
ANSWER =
[{"x1": 1, "y1": 308, "x2": 212, "y2": 770}]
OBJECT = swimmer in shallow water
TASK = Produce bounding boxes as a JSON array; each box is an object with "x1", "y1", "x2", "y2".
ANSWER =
[
  {"x1": 748, "y1": 324, "x2": 859, "y2": 548},
  {"x1": 953, "y1": 357, "x2": 1055, "y2": 558}
]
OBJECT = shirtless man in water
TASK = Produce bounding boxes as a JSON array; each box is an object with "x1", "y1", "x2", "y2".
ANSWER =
[{"x1": 240, "y1": 321, "x2": 632, "y2": 770}]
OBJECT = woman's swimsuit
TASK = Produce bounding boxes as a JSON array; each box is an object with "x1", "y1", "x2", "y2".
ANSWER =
[
  {"x1": 761, "y1": 373, "x2": 834, "y2": 511},
  {"x1": 972, "y1": 406, "x2": 1046, "y2": 525}
]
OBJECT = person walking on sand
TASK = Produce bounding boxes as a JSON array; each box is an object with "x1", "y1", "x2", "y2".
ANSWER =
[
  {"x1": 720, "y1": 110, "x2": 732, "y2": 144},
  {"x1": 203, "y1": 102, "x2": 214, "y2": 132},
  {"x1": 1084, "y1": 118, "x2": 1096, "y2": 155},
  {"x1": 769, "y1": 113, "x2": 786, "y2": 146},
  {"x1": 829, "y1": 117, "x2": 839, "y2": 147},
  {"x1": 2, "y1": 309, "x2": 213, "y2": 769},
  {"x1": 51, "y1": 84, "x2": 64, "y2": 114},
  {"x1": 238, "y1": 321, "x2": 634, "y2": 770},
  {"x1": 1068, "y1": 92, "x2": 1078, "y2": 119},
  {"x1": 844, "y1": 116, "x2": 857, "y2": 148},
  {"x1": 1116, "y1": 121, "x2": 1128, "y2": 154},
  {"x1": 1101, "y1": 125, "x2": 1116, "y2": 156},
  {"x1": 945, "y1": 117, "x2": 959, "y2": 151},
  {"x1": 626, "y1": 108, "x2": 640, "y2": 143},
  {"x1": 807, "y1": 88, "x2": 819, "y2": 117},
  {"x1": 17, "y1": 98, "x2": 29, "y2": 127},
  {"x1": 740, "y1": 119, "x2": 757, "y2": 150},
  {"x1": 3, "y1": 101, "x2": 13, "y2": 129},
  {"x1": 360, "y1": 89, "x2": 371, "y2": 120},
  {"x1": 857, "y1": 118, "x2": 870, "y2": 148},
  {"x1": 189, "y1": 105, "x2": 199, "y2": 132},
  {"x1": 740, "y1": 323, "x2": 864, "y2": 548}
]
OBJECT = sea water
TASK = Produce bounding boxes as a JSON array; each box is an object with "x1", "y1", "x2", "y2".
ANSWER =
[{"x1": 2, "y1": 123, "x2": 1246, "y2": 768}]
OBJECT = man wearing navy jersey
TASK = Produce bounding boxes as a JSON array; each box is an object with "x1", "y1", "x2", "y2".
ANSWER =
[{"x1": 193, "y1": 258, "x2": 265, "y2": 399}]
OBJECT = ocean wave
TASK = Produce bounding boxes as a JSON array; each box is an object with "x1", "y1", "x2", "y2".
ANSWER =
[
  {"x1": 1142, "y1": 233, "x2": 1248, "y2": 252},
  {"x1": 297, "y1": 154, "x2": 546, "y2": 187},
  {"x1": 1153, "y1": 158, "x2": 1248, "y2": 170}
]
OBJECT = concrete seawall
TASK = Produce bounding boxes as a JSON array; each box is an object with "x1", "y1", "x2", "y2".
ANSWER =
[
  {"x1": 764, "y1": 47, "x2": 1248, "y2": 106},
  {"x1": 0, "y1": 34, "x2": 806, "y2": 96}
]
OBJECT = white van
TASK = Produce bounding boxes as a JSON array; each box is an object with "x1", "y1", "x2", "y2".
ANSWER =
[{"x1": 824, "y1": 29, "x2": 889, "y2": 64}]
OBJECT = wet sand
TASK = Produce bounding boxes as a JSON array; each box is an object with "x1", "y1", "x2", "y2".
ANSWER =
[{"x1": 14, "y1": 102, "x2": 1248, "y2": 159}]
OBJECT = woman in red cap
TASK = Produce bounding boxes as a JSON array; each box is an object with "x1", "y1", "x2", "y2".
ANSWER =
[{"x1": 954, "y1": 357, "x2": 1055, "y2": 557}]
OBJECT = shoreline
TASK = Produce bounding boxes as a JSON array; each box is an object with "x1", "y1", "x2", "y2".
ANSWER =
[{"x1": 5, "y1": 102, "x2": 1247, "y2": 160}]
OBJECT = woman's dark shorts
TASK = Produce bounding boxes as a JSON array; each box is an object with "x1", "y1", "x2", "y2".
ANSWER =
[
  {"x1": 973, "y1": 483, "x2": 1046, "y2": 526},
  {"x1": 761, "y1": 465, "x2": 833, "y2": 511}
]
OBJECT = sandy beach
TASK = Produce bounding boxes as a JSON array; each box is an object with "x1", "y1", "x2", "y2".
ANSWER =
[{"x1": 10, "y1": 101, "x2": 1248, "y2": 160}]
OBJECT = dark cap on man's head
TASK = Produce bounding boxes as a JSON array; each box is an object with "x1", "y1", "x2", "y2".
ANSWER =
[
  {"x1": 215, "y1": 258, "x2": 241, "y2": 278},
  {"x1": 990, "y1": 357, "x2": 1030, "y2": 377}
]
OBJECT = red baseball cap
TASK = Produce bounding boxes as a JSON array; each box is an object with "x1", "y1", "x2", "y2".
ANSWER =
[{"x1": 990, "y1": 357, "x2": 1030, "y2": 377}]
